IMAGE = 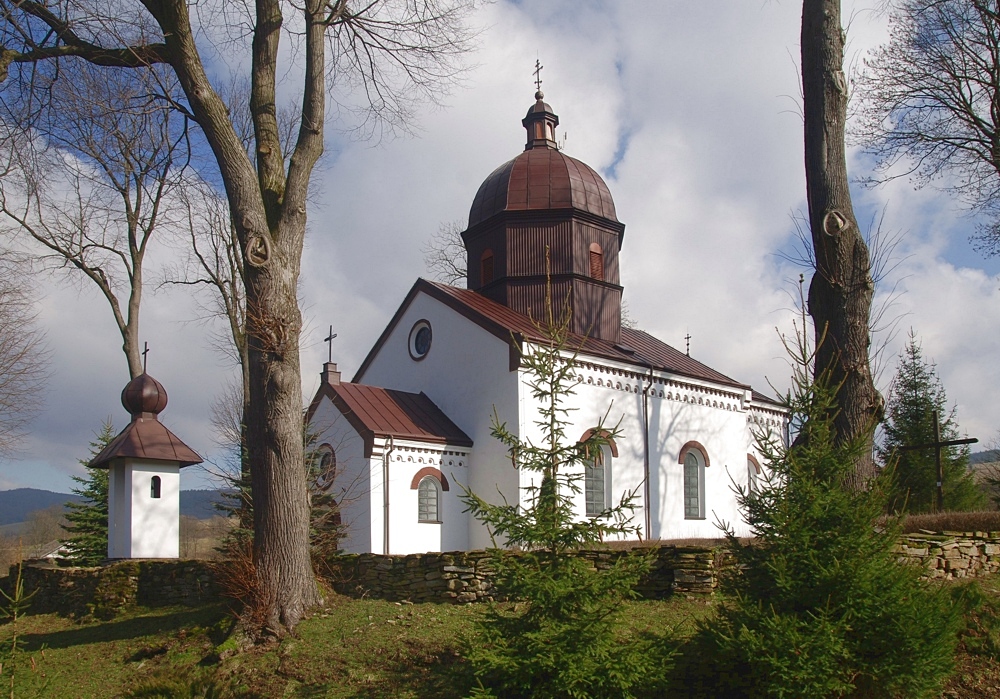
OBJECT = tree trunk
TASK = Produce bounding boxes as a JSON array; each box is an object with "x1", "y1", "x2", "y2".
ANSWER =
[
  {"x1": 801, "y1": 0, "x2": 882, "y2": 485},
  {"x1": 245, "y1": 245, "x2": 319, "y2": 631}
]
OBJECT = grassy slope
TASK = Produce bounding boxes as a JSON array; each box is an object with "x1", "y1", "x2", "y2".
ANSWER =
[
  {"x1": 0, "y1": 594, "x2": 711, "y2": 698},
  {"x1": 2, "y1": 577, "x2": 998, "y2": 698}
]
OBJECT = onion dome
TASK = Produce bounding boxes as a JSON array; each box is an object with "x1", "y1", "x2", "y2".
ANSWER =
[
  {"x1": 467, "y1": 90, "x2": 618, "y2": 228},
  {"x1": 121, "y1": 373, "x2": 168, "y2": 417}
]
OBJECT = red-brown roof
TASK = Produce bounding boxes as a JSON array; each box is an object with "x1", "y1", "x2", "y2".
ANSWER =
[
  {"x1": 89, "y1": 417, "x2": 202, "y2": 468},
  {"x1": 309, "y1": 381, "x2": 472, "y2": 458},
  {"x1": 468, "y1": 148, "x2": 618, "y2": 228},
  {"x1": 355, "y1": 279, "x2": 751, "y2": 392}
]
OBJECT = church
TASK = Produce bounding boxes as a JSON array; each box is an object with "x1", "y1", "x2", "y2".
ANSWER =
[{"x1": 307, "y1": 89, "x2": 787, "y2": 555}]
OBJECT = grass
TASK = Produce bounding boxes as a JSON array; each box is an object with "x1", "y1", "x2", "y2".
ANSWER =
[
  {"x1": 3, "y1": 575, "x2": 999, "y2": 698},
  {"x1": 0, "y1": 591, "x2": 712, "y2": 698}
]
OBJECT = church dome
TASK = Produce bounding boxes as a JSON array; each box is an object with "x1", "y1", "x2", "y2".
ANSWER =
[
  {"x1": 467, "y1": 93, "x2": 618, "y2": 228},
  {"x1": 121, "y1": 373, "x2": 168, "y2": 416}
]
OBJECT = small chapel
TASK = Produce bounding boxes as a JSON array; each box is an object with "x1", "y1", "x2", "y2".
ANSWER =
[{"x1": 307, "y1": 89, "x2": 788, "y2": 555}]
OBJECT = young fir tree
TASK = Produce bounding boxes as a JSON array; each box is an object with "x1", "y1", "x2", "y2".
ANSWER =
[
  {"x1": 675, "y1": 329, "x2": 964, "y2": 698},
  {"x1": 61, "y1": 420, "x2": 115, "y2": 566},
  {"x1": 879, "y1": 332, "x2": 983, "y2": 513},
  {"x1": 461, "y1": 279, "x2": 667, "y2": 699}
]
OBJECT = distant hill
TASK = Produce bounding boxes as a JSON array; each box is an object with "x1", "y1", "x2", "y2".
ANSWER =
[
  {"x1": 0, "y1": 488, "x2": 230, "y2": 527},
  {"x1": 970, "y1": 450, "x2": 999, "y2": 466}
]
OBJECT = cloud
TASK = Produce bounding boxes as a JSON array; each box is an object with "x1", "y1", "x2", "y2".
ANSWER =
[{"x1": 3, "y1": 0, "x2": 999, "y2": 492}]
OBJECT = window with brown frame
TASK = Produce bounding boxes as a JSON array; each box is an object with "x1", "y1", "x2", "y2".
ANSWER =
[
  {"x1": 589, "y1": 243, "x2": 604, "y2": 281},
  {"x1": 481, "y1": 249, "x2": 494, "y2": 285}
]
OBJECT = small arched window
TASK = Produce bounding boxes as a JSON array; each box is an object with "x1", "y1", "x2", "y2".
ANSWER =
[
  {"x1": 589, "y1": 243, "x2": 604, "y2": 281},
  {"x1": 417, "y1": 476, "x2": 441, "y2": 522},
  {"x1": 480, "y1": 249, "x2": 494, "y2": 285},
  {"x1": 747, "y1": 455, "x2": 762, "y2": 493},
  {"x1": 585, "y1": 444, "x2": 613, "y2": 518},
  {"x1": 679, "y1": 443, "x2": 708, "y2": 520},
  {"x1": 316, "y1": 444, "x2": 337, "y2": 490},
  {"x1": 150, "y1": 475, "x2": 161, "y2": 499}
]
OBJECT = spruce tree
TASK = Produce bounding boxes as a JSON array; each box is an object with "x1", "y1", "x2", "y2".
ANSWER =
[
  {"x1": 879, "y1": 332, "x2": 983, "y2": 513},
  {"x1": 675, "y1": 329, "x2": 964, "y2": 698},
  {"x1": 461, "y1": 278, "x2": 664, "y2": 699},
  {"x1": 61, "y1": 421, "x2": 115, "y2": 566}
]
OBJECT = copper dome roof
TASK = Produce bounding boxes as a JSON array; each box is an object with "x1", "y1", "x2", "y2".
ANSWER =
[
  {"x1": 467, "y1": 95, "x2": 618, "y2": 228},
  {"x1": 121, "y1": 373, "x2": 168, "y2": 416}
]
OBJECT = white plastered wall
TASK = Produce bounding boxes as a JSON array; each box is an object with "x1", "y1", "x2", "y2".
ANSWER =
[
  {"x1": 308, "y1": 397, "x2": 370, "y2": 554},
  {"x1": 518, "y1": 351, "x2": 766, "y2": 541},
  {"x1": 376, "y1": 438, "x2": 472, "y2": 554},
  {"x1": 107, "y1": 459, "x2": 181, "y2": 558},
  {"x1": 357, "y1": 291, "x2": 520, "y2": 550}
]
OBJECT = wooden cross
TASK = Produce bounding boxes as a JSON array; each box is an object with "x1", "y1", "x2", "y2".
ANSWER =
[
  {"x1": 141, "y1": 342, "x2": 150, "y2": 373},
  {"x1": 323, "y1": 325, "x2": 338, "y2": 363},
  {"x1": 897, "y1": 409, "x2": 977, "y2": 512},
  {"x1": 534, "y1": 59, "x2": 543, "y2": 92},
  {"x1": 685, "y1": 333, "x2": 691, "y2": 357}
]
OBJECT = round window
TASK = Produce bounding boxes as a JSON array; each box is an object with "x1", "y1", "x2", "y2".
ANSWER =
[{"x1": 408, "y1": 320, "x2": 432, "y2": 360}]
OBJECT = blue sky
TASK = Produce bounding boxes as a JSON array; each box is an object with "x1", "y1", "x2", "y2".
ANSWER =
[{"x1": 3, "y1": 0, "x2": 999, "y2": 493}]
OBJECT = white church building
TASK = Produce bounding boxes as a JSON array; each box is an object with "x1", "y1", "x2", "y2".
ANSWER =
[{"x1": 307, "y1": 91, "x2": 787, "y2": 555}]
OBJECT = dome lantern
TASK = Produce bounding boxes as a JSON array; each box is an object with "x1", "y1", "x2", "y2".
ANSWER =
[{"x1": 460, "y1": 88, "x2": 626, "y2": 343}]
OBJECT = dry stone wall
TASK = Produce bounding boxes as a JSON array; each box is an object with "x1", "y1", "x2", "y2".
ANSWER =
[
  {"x1": 1, "y1": 560, "x2": 217, "y2": 618},
  {"x1": 322, "y1": 545, "x2": 720, "y2": 604},
  {"x1": 5, "y1": 532, "x2": 997, "y2": 618},
  {"x1": 896, "y1": 531, "x2": 1000, "y2": 579}
]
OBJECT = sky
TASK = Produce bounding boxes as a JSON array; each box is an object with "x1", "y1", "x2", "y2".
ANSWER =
[{"x1": 3, "y1": 0, "x2": 1000, "y2": 494}]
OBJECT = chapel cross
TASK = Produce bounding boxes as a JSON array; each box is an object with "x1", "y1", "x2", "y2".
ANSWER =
[
  {"x1": 534, "y1": 59, "x2": 543, "y2": 92},
  {"x1": 897, "y1": 409, "x2": 978, "y2": 512},
  {"x1": 141, "y1": 342, "x2": 150, "y2": 373},
  {"x1": 323, "y1": 325, "x2": 338, "y2": 363},
  {"x1": 685, "y1": 333, "x2": 692, "y2": 357}
]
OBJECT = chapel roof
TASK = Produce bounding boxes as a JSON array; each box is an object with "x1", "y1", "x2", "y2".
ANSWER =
[
  {"x1": 467, "y1": 93, "x2": 618, "y2": 228},
  {"x1": 354, "y1": 279, "x2": 756, "y2": 394},
  {"x1": 89, "y1": 373, "x2": 202, "y2": 468},
  {"x1": 308, "y1": 381, "x2": 473, "y2": 457}
]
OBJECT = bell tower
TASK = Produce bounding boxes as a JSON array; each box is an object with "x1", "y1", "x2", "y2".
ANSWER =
[{"x1": 461, "y1": 90, "x2": 625, "y2": 343}]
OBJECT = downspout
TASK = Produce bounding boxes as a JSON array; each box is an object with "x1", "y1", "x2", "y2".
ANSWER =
[
  {"x1": 642, "y1": 362, "x2": 654, "y2": 540},
  {"x1": 382, "y1": 436, "x2": 395, "y2": 555}
]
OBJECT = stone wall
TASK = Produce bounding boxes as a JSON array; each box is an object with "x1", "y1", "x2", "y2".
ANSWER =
[
  {"x1": 1, "y1": 560, "x2": 217, "y2": 618},
  {"x1": 321, "y1": 545, "x2": 721, "y2": 604},
  {"x1": 5, "y1": 532, "x2": 997, "y2": 618},
  {"x1": 897, "y1": 531, "x2": 1000, "y2": 579}
]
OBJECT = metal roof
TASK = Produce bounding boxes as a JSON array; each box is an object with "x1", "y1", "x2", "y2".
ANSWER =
[
  {"x1": 309, "y1": 381, "x2": 473, "y2": 458},
  {"x1": 89, "y1": 417, "x2": 203, "y2": 468},
  {"x1": 89, "y1": 373, "x2": 203, "y2": 468},
  {"x1": 385, "y1": 280, "x2": 752, "y2": 391}
]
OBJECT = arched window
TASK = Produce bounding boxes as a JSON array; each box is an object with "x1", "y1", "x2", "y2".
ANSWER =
[
  {"x1": 417, "y1": 476, "x2": 441, "y2": 523},
  {"x1": 150, "y1": 475, "x2": 161, "y2": 499},
  {"x1": 747, "y1": 455, "x2": 762, "y2": 493},
  {"x1": 315, "y1": 444, "x2": 337, "y2": 490},
  {"x1": 480, "y1": 249, "x2": 494, "y2": 285},
  {"x1": 585, "y1": 444, "x2": 613, "y2": 517},
  {"x1": 679, "y1": 443, "x2": 708, "y2": 519},
  {"x1": 589, "y1": 243, "x2": 604, "y2": 281}
]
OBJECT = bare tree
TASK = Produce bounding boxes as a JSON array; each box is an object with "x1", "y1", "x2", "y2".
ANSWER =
[
  {"x1": 0, "y1": 260, "x2": 46, "y2": 458},
  {"x1": 0, "y1": 0, "x2": 480, "y2": 634},
  {"x1": 0, "y1": 63, "x2": 190, "y2": 379},
  {"x1": 802, "y1": 0, "x2": 882, "y2": 483},
  {"x1": 422, "y1": 219, "x2": 468, "y2": 285},
  {"x1": 855, "y1": 0, "x2": 1000, "y2": 255}
]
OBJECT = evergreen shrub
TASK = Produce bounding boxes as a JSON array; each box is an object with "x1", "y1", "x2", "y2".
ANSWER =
[
  {"x1": 674, "y1": 333, "x2": 965, "y2": 698},
  {"x1": 461, "y1": 280, "x2": 673, "y2": 699}
]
